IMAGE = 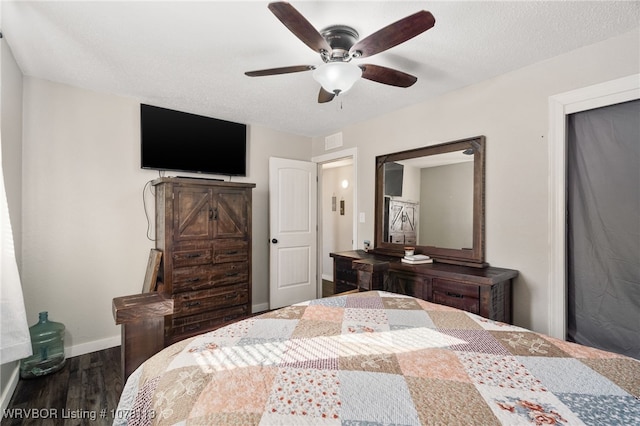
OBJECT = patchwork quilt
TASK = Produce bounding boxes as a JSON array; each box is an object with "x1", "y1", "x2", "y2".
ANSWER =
[{"x1": 115, "y1": 291, "x2": 639, "y2": 425}]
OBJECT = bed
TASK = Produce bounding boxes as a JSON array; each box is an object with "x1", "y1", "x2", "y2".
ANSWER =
[{"x1": 114, "y1": 290, "x2": 639, "y2": 425}]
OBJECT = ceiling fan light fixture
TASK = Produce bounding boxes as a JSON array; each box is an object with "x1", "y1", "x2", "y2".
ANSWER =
[{"x1": 313, "y1": 62, "x2": 362, "y2": 95}]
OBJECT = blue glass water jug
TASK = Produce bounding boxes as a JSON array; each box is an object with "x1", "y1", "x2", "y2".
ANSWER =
[{"x1": 20, "y1": 312, "x2": 66, "y2": 379}]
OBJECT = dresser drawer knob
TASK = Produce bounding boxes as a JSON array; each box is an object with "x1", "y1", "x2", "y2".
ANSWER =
[
  {"x1": 224, "y1": 293, "x2": 237, "y2": 300},
  {"x1": 446, "y1": 292, "x2": 463, "y2": 299},
  {"x1": 185, "y1": 301, "x2": 201, "y2": 307}
]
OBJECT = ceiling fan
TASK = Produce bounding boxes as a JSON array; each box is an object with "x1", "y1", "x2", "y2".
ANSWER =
[{"x1": 245, "y1": 1, "x2": 436, "y2": 103}]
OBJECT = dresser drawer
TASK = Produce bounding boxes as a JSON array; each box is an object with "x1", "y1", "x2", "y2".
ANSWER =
[
  {"x1": 389, "y1": 233, "x2": 406, "y2": 244},
  {"x1": 432, "y1": 279, "x2": 480, "y2": 314},
  {"x1": 172, "y1": 284, "x2": 248, "y2": 318},
  {"x1": 213, "y1": 239, "x2": 248, "y2": 263},
  {"x1": 168, "y1": 304, "x2": 249, "y2": 343},
  {"x1": 172, "y1": 247, "x2": 213, "y2": 268},
  {"x1": 172, "y1": 262, "x2": 248, "y2": 292},
  {"x1": 389, "y1": 272, "x2": 430, "y2": 300},
  {"x1": 404, "y1": 235, "x2": 417, "y2": 245}
]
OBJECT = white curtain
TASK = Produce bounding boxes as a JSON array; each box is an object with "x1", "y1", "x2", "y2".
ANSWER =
[{"x1": 0, "y1": 147, "x2": 32, "y2": 364}]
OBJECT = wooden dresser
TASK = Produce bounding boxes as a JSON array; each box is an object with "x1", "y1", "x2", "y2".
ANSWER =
[
  {"x1": 330, "y1": 250, "x2": 518, "y2": 323},
  {"x1": 153, "y1": 177, "x2": 256, "y2": 344}
]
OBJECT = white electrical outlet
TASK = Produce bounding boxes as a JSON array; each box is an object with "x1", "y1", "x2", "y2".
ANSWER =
[{"x1": 359, "y1": 212, "x2": 365, "y2": 223}]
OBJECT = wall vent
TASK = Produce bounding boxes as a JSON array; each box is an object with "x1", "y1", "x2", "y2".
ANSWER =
[{"x1": 325, "y1": 132, "x2": 343, "y2": 150}]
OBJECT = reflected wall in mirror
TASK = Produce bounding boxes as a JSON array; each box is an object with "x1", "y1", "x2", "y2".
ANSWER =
[{"x1": 374, "y1": 136, "x2": 486, "y2": 267}]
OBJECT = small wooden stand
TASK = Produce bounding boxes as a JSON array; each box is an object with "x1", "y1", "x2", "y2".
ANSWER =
[
  {"x1": 112, "y1": 292, "x2": 173, "y2": 381},
  {"x1": 352, "y1": 258, "x2": 389, "y2": 291}
]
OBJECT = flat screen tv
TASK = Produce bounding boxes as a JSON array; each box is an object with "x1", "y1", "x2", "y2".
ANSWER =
[{"x1": 140, "y1": 104, "x2": 247, "y2": 176}]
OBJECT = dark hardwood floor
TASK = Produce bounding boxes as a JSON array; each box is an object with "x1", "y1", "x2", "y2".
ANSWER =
[
  {"x1": 4, "y1": 346, "x2": 122, "y2": 426},
  {"x1": 322, "y1": 279, "x2": 334, "y2": 297},
  {"x1": 5, "y1": 286, "x2": 337, "y2": 425}
]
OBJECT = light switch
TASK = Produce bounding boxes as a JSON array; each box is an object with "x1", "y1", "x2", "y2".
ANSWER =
[{"x1": 359, "y1": 212, "x2": 365, "y2": 223}]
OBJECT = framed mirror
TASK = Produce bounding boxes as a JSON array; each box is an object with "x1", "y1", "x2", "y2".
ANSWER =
[{"x1": 373, "y1": 136, "x2": 486, "y2": 267}]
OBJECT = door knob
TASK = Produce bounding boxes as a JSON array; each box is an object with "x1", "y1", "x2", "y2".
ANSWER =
[{"x1": 271, "y1": 238, "x2": 278, "y2": 244}]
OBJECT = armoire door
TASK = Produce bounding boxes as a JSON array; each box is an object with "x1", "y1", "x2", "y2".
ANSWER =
[
  {"x1": 173, "y1": 186, "x2": 214, "y2": 241},
  {"x1": 212, "y1": 188, "x2": 249, "y2": 238}
]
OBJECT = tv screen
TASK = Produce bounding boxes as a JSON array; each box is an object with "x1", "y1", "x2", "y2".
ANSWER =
[{"x1": 140, "y1": 104, "x2": 247, "y2": 176}]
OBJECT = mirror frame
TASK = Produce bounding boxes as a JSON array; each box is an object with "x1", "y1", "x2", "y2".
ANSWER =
[{"x1": 373, "y1": 136, "x2": 487, "y2": 267}]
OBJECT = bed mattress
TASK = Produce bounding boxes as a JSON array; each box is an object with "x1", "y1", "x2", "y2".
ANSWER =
[{"x1": 115, "y1": 290, "x2": 639, "y2": 425}]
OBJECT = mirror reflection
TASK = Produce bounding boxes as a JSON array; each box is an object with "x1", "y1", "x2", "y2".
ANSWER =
[
  {"x1": 374, "y1": 136, "x2": 486, "y2": 266},
  {"x1": 383, "y1": 150, "x2": 474, "y2": 249}
]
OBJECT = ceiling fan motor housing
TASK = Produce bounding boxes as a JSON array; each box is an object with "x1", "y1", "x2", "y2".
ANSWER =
[{"x1": 320, "y1": 25, "x2": 359, "y2": 61}]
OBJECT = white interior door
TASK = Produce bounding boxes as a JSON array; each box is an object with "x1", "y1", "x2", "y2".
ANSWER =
[{"x1": 269, "y1": 157, "x2": 317, "y2": 309}]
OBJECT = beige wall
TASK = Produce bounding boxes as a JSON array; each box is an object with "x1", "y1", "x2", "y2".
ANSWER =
[
  {"x1": 1, "y1": 26, "x2": 25, "y2": 408},
  {"x1": 419, "y1": 161, "x2": 474, "y2": 249},
  {"x1": 8, "y1": 26, "x2": 640, "y2": 366},
  {"x1": 20, "y1": 78, "x2": 311, "y2": 357},
  {"x1": 311, "y1": 28, "x2": 639, "y2": 333}
]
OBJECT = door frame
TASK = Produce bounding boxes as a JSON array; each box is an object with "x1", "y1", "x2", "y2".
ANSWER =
[
  {"x1": 547, "y1": 74, "x2": 639, "y2": 339},
  {"x1": 312, "y1": 148, "x2": 358, "y2": 291}
]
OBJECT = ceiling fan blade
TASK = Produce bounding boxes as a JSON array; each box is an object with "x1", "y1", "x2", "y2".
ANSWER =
[
  {"x1": 318, "y1": 87, "x2": 335, "y2": 103},
  {"x1": 268, "y1": 2, "x2": 331, "y2": 54},
  {"x1": 350, "y1": 10, "x2": 435, "y2": 58},
  {"x1": 245, "y1": 65, "x2": 315, "y2": 77},
  {"x1": 359, "y1": 64, "x2": 417, "y2": 87}
]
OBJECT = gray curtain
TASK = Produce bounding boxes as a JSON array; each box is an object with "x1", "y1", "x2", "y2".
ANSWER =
[{"x1": 567, "y1": 99, "x2": 640, "y2": 359}]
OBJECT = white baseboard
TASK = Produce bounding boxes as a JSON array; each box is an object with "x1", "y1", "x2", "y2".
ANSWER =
[
  {"x1": 65, "y1": 335, "x2": 121, "y2": 358},
  {"x1": 1, "y1": 363, "x2": 20, "y2": 412},
  {"x1": 252, "y1": 302, "x2": 269, "y2": 314}
]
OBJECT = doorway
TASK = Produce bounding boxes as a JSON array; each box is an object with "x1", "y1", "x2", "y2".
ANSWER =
[
  {"x1": 566, "y1": 100, "x2": 640, "y2": 358},
  {"x1": 548, "y1": 74, "x2": 639, "y2": 340},
  {"x1": 312, "y1": 148, "x2": 358, "y2": 297}
]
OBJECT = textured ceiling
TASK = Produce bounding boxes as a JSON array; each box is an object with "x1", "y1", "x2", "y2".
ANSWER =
[{"x1": 2, "y1": 1, "x2": 639, "y2": 137}]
